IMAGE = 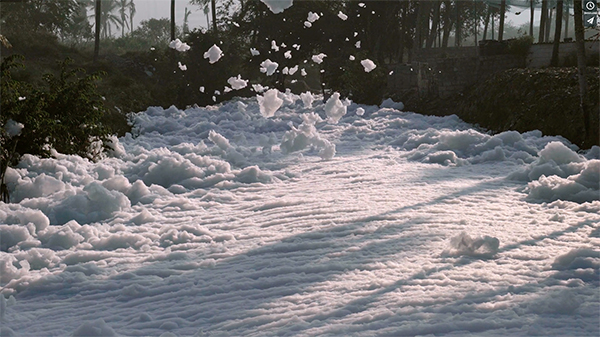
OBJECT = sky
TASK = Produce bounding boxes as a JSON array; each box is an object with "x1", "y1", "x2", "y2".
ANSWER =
[{"x1": 132, "y1": 0, "x2": 210, "y2": 31}]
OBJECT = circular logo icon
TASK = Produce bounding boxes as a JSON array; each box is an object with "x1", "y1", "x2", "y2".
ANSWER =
[{"x1": 584, "y1": 0, "x2": 597, "y2": 12}]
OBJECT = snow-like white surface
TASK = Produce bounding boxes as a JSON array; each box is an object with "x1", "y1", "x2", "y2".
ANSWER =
[
  {"x1": 203, "y1": 44, "x2": 223, "y2": 64},
  {"x1": 169, "y1": 39, "x2": 190, "y2": 52},
  {"x1": 361, "y1": 59, "x2": 376, "y2": 72},
  {"x1": 1, "y1": 95, "x2": 599, "y2": 337},
  {"x1": 380, "y1": 98, "x2": 404, "y2": 111}
]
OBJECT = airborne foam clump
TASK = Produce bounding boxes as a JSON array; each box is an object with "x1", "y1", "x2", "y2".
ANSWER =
[
  {"x1": 227, "y1": 75, "x2": 248, "y2": 90},
  {"x1": 361, "y1": 59, "x2": 377, "y2": 72},
  {"x1": 4, "y1": 119, "x2": 24, "y2": 137},
  {"x1": 260, "y1": 59, "x2": 279, "y2": 76},
  {"x1": 252, "y1": 84, "x2": 268, "y2": 93},
  {"x1": 257, "y1": 89, "x2": 283, "y2": 118},
  {"x1": 250, "y1": 48, "x2": 260, "y2": 56},
  {"x1": 338, "y1": 11, "x2": 348, "y2": 20},
  {"x1": 204, "y1": 44, "x2": 224, "y2": 64},
  {"x1": 280, "y1": 112, "x2": 335, "y2": 160},
  {"x1": 324, "y1": 92, "x2": 348, "y2": 124},
  {"x1": 312, "y1": 53, "x2": 327, "y2": 64},
  {"x1": 307, "y1": 12, "x2": 320, "y2": 23},
  {"x1": 177, "y1": 62, "x2": 187, "y2": 71},
  {"x1": 261, "y1": 0, "x2": 293, "y2": 13},
  {"x1": 169, "y1": 39, "x2": 190, "y2": 52}
]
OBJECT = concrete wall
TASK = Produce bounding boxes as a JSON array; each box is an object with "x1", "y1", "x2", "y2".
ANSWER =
[
  {"x1": 388, "y1": 41, "x2": 600, "y2": 99},
  {"x1": 527, "y1": 41, "x2": 599, "y2": 68}
]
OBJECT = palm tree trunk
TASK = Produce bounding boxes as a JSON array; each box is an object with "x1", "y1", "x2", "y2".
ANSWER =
[
  {"x1": 483, "y1": 7, "x2": 490, "y2": 40},
  {"x1": 211, "y1": 0, "x2": 217, "y2": 32},
  {"x1": 545, "y1": 7, "x2": 553, "y2": 42},
  {"x1": 491, "y1": 11, "x2": 495, "y2": 39},
  {"x1": 539, "y1": 0, "x2": 547, "y2": 42},
  {"x1": 171, "y1": 0, "x2": 175, "y2": 41},
  {"x1": 455, "y1": 0, "x2": 461, "y2": 47},
  {"x1": 499, "y1": 0, "x2": 506, "y2": 41},
  {"x1": 94, "y1": 0, "x2": 101, "y2": 62},
  {"x1": 427, "y1": 1, "x2": 440, "y2": 48},
  {"x1": 442, "y1": 0, "x2": 452, "y2": 48},
  {"x1": 573, "y1": 0, "x2": 589, "y2": 142},
  {"x1": 550, "y1": 0, "x2": 563, "y2": 66},
  {"x1": 564, "y1": 2, "x2": 569, "y2": 40},
  {"x1": 530, "y1": 0, "x2": 534, "y2": 37}
]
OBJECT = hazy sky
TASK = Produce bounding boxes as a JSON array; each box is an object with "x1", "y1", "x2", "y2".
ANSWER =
[
  {"x1": 131, "y1": 0, "x2": 535, "y2": 33},
  {"x1": 132, "y1": 0, "x2": 209, "y2": 31}
]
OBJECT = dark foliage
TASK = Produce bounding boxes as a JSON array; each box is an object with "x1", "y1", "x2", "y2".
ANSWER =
[{"x1": 1, "y1": 55, "x2": 112, "y2": 202}]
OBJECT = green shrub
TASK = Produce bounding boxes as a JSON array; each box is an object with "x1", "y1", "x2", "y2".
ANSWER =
[
  {"x1": 1, "y1": 55, "x2": 112, "y2": 202},
  {"x1": 507, "y1": 35, "x2": 534, "y2": 59}
]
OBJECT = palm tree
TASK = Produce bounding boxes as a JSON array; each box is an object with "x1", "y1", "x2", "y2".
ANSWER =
[
  {"x1": 94, "y1": 0, "x2": 101, "y2": 61},
  {"x1": 498, "y1": 0, "x2": 506, "y2": 41},
  {"x1": 530, "y1": 0, "x2": 535, "y2": 38},
  {"x1": 550, "y1": 0, "x2": 563, "y2": 66},
  {"x1": 539, "y1": 0, "x2": 548, "y2": 42},
  {"x1": 171, "y1": 0, "x2": 175, "y2": 41},
  {"x1": 128, "y1": 0, "x2": 136, "y2": 34},
  {"x1": 119, "y1": 0, "x2": 129, "y2": 37},
  {"x1": 101, "y1": 0, "x2": 122, "y2": 38},
  {"x1": 211, "y1": 0, "x2": 217, "y2": 32},
  {"x1": 183, "y1": 7, "x2": 192, "y2": 35}
]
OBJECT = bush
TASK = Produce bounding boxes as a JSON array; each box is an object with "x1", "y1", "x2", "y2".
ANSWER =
[
  {"x1": 1, "y1": 55, "x2": 112, "y2": 202},
  {"x1": 507, "y1": 35, "x2": 534, "y2": 59}
]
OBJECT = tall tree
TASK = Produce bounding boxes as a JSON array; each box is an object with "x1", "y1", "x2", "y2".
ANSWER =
[
  {"x1": 539, "y1": 0, "x2": 548, "y2": 42},
  {"x1": 94, "y1": 0, "x2": 101, "y2": 61},
  {"x1": 183, "y1": 7, "x2": 192, "y2": 35},
  {"x1": 530, "y1": 0, "x2": 535, "y2": 37},
  {"x1": 211, "y1": 0, "x2": 217, "y2": 32},
  {"x1": 129, "y1": 0, "x2": 136, "y2": 34},
  {"x1": 550, "y1": 0, "x2": 564, "y2": 66},
  {"x1": 455, "y1": 0, "x2": 461, "y2": 46},
  {"x1": 427, "y1": 1, "x2": 441, "y2": 48},
  {"x1": 545, "y1": 6, "x2": 553, "y2": 42},
  {"x1": 483, "y1": 4, "x2": 491, "y2": 40},
  {"x1": 92, "y1": 0, "x2": 121, "y2": 38},
  {"x1": 171, "y1": 0, "x2": 176, "y2": 41},
  {"x1": 573, "y1": 0, "x2": 589, "y2": 141},
  {"x1": 564, "y1": 1, "x2": 570, "y2": 39},
  {"x1": 498, "y1": 0, "x2": 506, "y2": 41},
  {"x1": 119, "y1": 0, "x2": 129, "y2": 37}
]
